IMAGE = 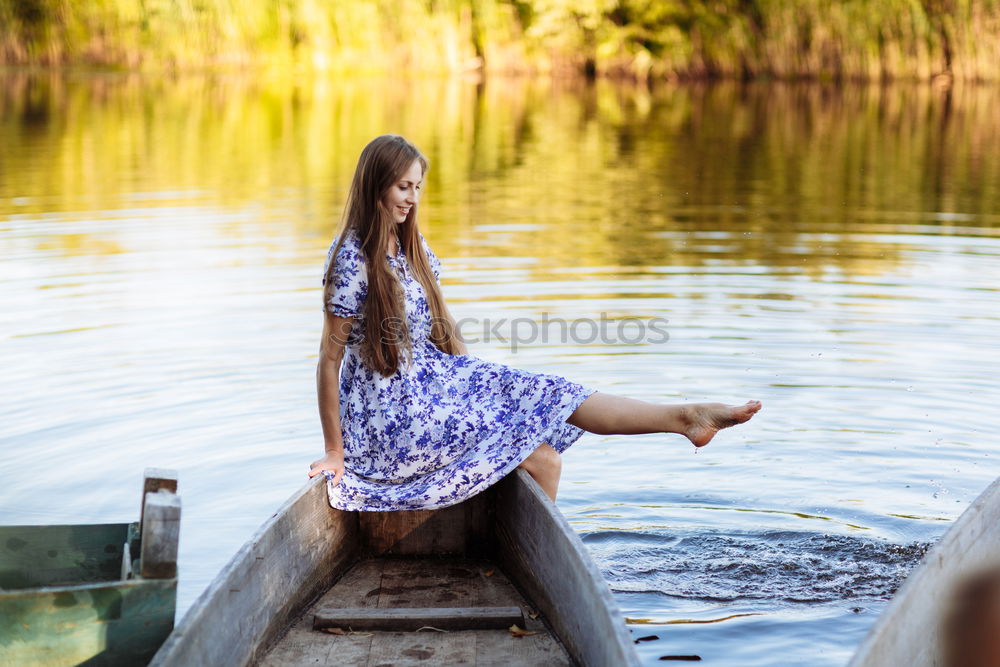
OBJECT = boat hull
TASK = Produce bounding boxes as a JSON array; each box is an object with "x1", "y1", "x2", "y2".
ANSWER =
[
  {"x1": 152, "y1": 470, "x2": 639, "y2": 666},
  {"x1": 0, "y1": 470, "x2": 180, "y2": 667},
  {"x1": 849, "y1": 476, "x2": 1000, "y2": 666}
]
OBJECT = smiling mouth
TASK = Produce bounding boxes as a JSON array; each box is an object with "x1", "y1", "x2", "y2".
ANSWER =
[{"x1": 397, "y1": 207, "x2": 410, "y2": 216}]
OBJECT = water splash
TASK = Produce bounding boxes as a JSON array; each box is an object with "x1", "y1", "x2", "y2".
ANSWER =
[{"x1": 584, "y1": 530, "x2": 930, "y2": 604}]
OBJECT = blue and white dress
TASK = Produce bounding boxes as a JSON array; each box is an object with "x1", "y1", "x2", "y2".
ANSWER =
[{"x1": 321, "y1": 231, "x2": 594, "y2": 511}]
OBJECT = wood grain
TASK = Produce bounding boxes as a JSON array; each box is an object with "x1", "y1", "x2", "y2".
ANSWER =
[
  {"x1": 150, "y1": 476, "x2": 357, "y2": 667},
  {"x1": 494, "y1": 469, "x2": 640, "y2": 666},
  {"x1": 314, "y1": 606, "x2": 524, "y2": 631},
  {"x1": 849, "y1": 475, "x2": 1000, "y2": 667},
  {"x1": 359, "y1": 492, "x2": 491, "y2": 557},
  {"x1": 140, "y1": 489, "x2": 181, "y2": 579},
  {"x1": 141, "y1": 468, "x2": 179, "y2": 528}
]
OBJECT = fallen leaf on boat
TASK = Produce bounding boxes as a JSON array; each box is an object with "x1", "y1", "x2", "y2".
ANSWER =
[
  {"x1": 416, "y1": 626, "x2": 448, "y2": 632},
  {"x1": 483, "y1": 569, "x2": 495, "y2": 577},
  {"x1": 527, "y1": 609, "x2": 540, "y2": 619},
  {"x1": 322, "y1": 628, "x2": 347, "y2": 635},
  {"x1": 508, "y1": 624, "x2": 538, "y2": 638}
]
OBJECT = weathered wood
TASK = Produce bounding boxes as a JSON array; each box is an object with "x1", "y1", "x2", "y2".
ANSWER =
[
  {"x1": 256, "y1": 622, "x2": 340, "y2": 667},
  {"x1": 259, "y1": 619, "x2": 377, "y2": 667},
  {"x1": 258, "y1": 587, "x2": 376, "y2": 667},
  {"x1": 150, "y1": 475, "x2": 358, "y2": 667},
  {"x1": 314, "y1": 606, "x2": 524, "y2": 631},
  {"x1": 474, "y1": 562, "x2": 523, "y2": 607},
  {"x1": 261, "y1": 555, "x2": 570, "y2": 666},
  {"x1": 0, "y1": 523, "x2": 130, "y2": 589},
  {"x1": 367, "y1": 632, "x2": 478, "y2": 666},
  {"x1": 849, "y1": 475, "x2": 1000, "y2": 667},
  {"x1": 141, "y1": 468, "x2": 179, "y2": 527},
  {"x1": 312, "y1": 558, "x2": 384, "y2": 609},
  {"x1": 157, "y1": 469, "x2": 636, "y2": 666},
  {"x1": 474, "y1": 626, "x2": 573, "y2": 667},
  {"x1": 140, "y1": 489, "x2": 181, "y2": 579},
  {"x1": 359, "y1": 492, "x2": 491, "y2": 556},
  {"x1": 376, "y1": 558, "x2": 478, "y2": 609},
  {"x1": 494, "y1": 469, "x2": 640, "y2": 666}
]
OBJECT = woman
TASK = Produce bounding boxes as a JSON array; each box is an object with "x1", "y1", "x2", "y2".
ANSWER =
[{"x1": 308, "y1": 135, "x2": 761, "y2": 509}]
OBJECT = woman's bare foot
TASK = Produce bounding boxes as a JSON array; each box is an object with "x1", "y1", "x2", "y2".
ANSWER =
[{"x1": 680, "y1": 400, "x2": 762, "y2": 447}]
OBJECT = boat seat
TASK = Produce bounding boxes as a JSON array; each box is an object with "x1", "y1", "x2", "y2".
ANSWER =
[{"x1": 313, "y1": 606, "x2": 524, "y2": 631}]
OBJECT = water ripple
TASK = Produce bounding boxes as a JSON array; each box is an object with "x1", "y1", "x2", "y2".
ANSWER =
[{"x1": 584, "y1": 530, "x2": 930, "y2": 604}]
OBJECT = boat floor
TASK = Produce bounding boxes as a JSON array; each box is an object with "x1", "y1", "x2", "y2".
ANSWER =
[{"x1": 258, "y1": 557, "x2": 571, "y2": 666}]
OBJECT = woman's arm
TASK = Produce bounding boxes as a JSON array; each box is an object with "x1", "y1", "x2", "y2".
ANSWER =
[{"x1": 308, "y1": 313, "x2": 354, "y2": 483}]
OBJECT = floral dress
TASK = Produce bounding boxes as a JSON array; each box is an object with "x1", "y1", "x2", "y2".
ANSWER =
[{"x1": 321, "y1": 231, "x2": 594, "y2": 511}]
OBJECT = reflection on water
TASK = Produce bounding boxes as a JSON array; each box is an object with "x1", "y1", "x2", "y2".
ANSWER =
[{"x1": 1, "y1": 72, "x2": 999, "y2": 666}]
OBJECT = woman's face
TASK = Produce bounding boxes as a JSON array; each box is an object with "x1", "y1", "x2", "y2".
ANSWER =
[{"x1": 383, "y1": 159, "x2": 423, "y2": 224}]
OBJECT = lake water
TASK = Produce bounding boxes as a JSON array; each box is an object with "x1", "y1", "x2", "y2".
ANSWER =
[{"x1": 2, "y1": 72, "x2": 999, "y2": 665}]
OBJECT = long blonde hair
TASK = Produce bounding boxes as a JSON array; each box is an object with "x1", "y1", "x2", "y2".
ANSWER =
[{"x1": 323, "y1": 135, "x2": 460, "y2": 375}]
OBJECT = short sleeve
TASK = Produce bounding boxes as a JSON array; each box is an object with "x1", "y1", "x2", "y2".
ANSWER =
[
  {"x1": 322, "y1": 235, "x2": 367, "y2": 317},
  {"x1": 420, "y1": 234, "x2": 442, "y2": 282}
]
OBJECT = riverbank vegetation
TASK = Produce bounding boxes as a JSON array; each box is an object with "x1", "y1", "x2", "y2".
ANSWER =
[
  {"x1": 1, "y1": 0, "x2": 999, "y2": 81},
  {"x1": 4, "y1": 72, "x2": 997, "y2": 272}
]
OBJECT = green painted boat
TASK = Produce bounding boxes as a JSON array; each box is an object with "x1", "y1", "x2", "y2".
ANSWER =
[{"x1": 0, "y1": 469, "x2": 181, "y2": 667}]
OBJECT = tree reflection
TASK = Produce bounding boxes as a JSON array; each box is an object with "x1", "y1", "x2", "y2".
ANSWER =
[{"x1": 0, "y1": 72, "x2": 997, "y2": 278}]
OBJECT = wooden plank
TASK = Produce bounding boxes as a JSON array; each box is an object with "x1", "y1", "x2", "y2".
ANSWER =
[
  {"x1": 474, "y1": 628, "x2": 573, "y2": 667},
  {"x1": 376, "y1": 558, "x2": 477, "y2": 609},
  {"x1": 259, "y1": 572, "x2": 377, "y2": 667},
  {"x1": 259, "y1": 609, "x2": 373, "y2": 667},
  {"x1": 314, "y1": 558, "x2": 384, "y2": 609},
  {"x1": 0, "y1": 523, "x2": 130, "y2": 589},
  {"x1": 314, "y1": 606, "x2": 523, "y2": 631},
  {"x1": 0, "y1": 578, "x2": 175, "y2": 667},
  {"x1": 143, "y1": 468, "x2": 179, "y2": 494},
  {"x1": 258, "y1": 541, "x2": 572, "y2": 665},
  {"x1": 141, "y1": 468, "x2": 179, "y2": 527},
  {"x1": 473, "y1": 562, "x2": 522, "y2": 607},
  {"x1": 256, "y1": 623, "x2": 337, "y2": 667},
  {"x1": 849, "y1": 475, "x2": 1000, "y2": 667},
  {"x1": 150, "y1": 476, "x2": 359, "y2": 667},
  {"x1": 141, "y1": 489, "x2": 181, "y2": 579},
  {"x1": 367, "y1": 632, "x2": 477, "y2": 666},
  {"x1": 359, "y1": 492, "x2": 491, "y2": 556},
  {"x1": 494, "y1": 469, "x2": 640, "y2": 666},
  {"x1": 471, "y1": 562, "x2": 572, "y2": 665}
]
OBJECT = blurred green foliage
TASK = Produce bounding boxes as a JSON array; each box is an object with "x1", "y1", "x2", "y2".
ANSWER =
[
  {"x1": 3, "y1": 70, "x2": 997, "y2": 277},
  {"x1": 1, "y1": 0, "x2": 998, "y2": 80}
]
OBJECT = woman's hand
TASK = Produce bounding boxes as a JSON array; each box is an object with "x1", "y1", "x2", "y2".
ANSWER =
[{"x1": 308, "y1": 449, "x2": 345, "y2": 486}]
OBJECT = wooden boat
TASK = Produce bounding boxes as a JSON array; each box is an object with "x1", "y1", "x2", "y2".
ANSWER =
[
  {"x1": 0, "y1": 469, "x2": 181, "y2": 666},
  {"x1": 151, "y1": 469, "x2": 640, "y2": 666},
  {"x1": 848, "y1": 475, "x2": 1000, "y2": 667}
]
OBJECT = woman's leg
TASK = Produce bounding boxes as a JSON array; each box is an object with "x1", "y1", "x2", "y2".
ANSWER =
[
  {"x1": 519, "y1": 396, "x2": 761, "y2": 502},
  {"x1": 568, "y1": 393, "x2": 761, "y2": 447},
  {"x1": 518, "y1": 443, "x2": 562, "y2": 501}
]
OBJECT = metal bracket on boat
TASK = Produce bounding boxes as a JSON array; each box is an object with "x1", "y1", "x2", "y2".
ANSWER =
[{"x1": 121, "y1": 521, "x2": 141, "y2": 580}]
